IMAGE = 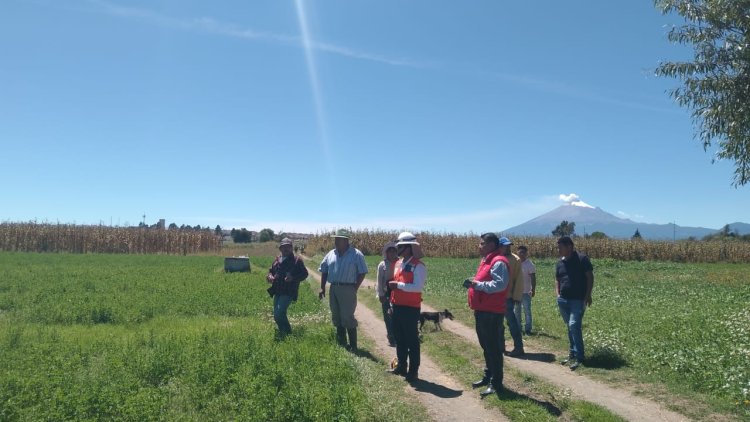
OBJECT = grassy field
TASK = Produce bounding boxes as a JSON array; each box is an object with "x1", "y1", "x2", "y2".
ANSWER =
[
  {"x1": 5, "y1": 250, "x2": 748, "y2": 420},
  {"x1": 0, "y1": 252, "x2": 427, "y2": 421},
  {"x1": 358, "y1": 254, "x2": 750, "y2": 419}
]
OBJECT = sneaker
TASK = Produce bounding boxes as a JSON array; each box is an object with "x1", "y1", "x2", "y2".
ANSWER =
[
  {"x1": 569, "y1": 359, "x2": 582, "y2": 370},
  {"x1": 405, "y1": 371, "x2": 419, "y2": 382},
  {"x1": 560, "y1": 356, "x2": 575, "y2": 365}
]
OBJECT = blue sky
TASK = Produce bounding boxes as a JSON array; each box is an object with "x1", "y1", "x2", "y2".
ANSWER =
[{"x1": 1, "y1": 0, "x2": 747, "y2": 233}]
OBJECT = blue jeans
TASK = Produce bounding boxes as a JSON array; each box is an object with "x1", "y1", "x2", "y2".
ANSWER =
[
  {"x1": 505, "y1": 298, "x2": 523, "y2": 351},
  {"x1": 273, "y1": 294, "x2": 293, "y2": 334},
  {"x1": 514, "y1": 293, "x2": 532, "y2": 333},
  {"x1": 557, "y1": 297, "x2": 585, "y2": 360}
]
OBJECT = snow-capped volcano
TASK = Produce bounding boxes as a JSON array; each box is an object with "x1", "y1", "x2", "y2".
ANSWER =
[{"x1": 502, "y1": 200, "x2": 717, "y2": 240}]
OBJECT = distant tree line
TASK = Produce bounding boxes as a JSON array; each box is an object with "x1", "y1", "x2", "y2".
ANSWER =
[
  {"x1": 229, "y1": 228, "x2": 278, "y2": 243},
  {"x1": 703, "y1": 224, "x2": 750, "y2": 242}
]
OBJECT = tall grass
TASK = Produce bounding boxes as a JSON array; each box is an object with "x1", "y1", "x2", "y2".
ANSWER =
[
  {"x1": 304, "y1": 229, "x2": 750, "y2": 263},
  {"x1": 0, "y1": 222, "x2": 221, "y2": 255}
]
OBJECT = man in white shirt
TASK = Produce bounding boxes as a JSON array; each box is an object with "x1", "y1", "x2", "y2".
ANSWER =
[{"x1": 514, "y1": 245, "x2": 537, "y2": 335}]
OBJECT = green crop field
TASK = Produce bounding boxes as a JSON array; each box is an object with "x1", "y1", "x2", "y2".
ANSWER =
[
  {"x1": 362, "y1": 255, "x2": 750, "y2": 418},
  {"x1": 0, "y1": 252, "x2": 426, "y2": 421}
]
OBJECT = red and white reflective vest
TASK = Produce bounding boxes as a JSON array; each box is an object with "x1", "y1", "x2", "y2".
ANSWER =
[{"x1": 390, "y1": 257, "x2": 423, "y2": 308}]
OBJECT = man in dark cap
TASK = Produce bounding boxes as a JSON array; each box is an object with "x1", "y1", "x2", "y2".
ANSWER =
[{"x1": 266, "y1": 237, "x2": 309, "y2": 336}]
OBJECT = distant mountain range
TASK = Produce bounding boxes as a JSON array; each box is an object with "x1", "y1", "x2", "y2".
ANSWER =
[{"x1": 502, "y1": 203, "x2": 749, "y2": 240}]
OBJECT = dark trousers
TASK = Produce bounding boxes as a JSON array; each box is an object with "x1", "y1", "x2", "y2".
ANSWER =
[
  {"x1": 392, "y1": 305, "x2": 420, "y2": 373},
  {"x1": 475, "y1": 311, "x2": 504, "y2": 388},
  {"x1": 380, "y1": 299, "x2": 395, "y2": 342}
]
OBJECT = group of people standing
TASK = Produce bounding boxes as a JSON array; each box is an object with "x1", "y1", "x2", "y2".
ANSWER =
[{"x1": 265, "y1": 229, "x2": 594, "y2": 397}]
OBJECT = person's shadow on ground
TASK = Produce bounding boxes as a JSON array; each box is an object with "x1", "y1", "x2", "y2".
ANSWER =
[
  {"x1": 350, "y1": 348, "x2": 381, "y2": 364},
  {"x1": 529, "y1": 332, "x2": 560, "y2": 341},
  {"x1": 582, "y1": 350, "x2": 627, "y2": 370},
  {"x1": 515, "y1": 352, "x2": 556, "y2": 363},
  {"x1": 498, "y1": 386, "x2": 562, "y2": 417},
  {"x1": 408, "y1": 379, "x2": 463, "y2": 398}
]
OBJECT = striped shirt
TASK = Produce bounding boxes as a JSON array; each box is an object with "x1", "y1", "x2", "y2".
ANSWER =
[{"x1": 319, "y1": 247, "x2": 368, "y2": 284}]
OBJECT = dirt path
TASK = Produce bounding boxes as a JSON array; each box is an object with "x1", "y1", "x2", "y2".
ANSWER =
[
  {"x1": 306, "y1": 270, "x2": 509, "y2": 422},
  {"x1": 352, "y1": 275, "x2": 689, "y2": 422},
  {"x1": 421, "y1": 302, "x2": 689, "y2": 422},
  {"x1": 303, "y1": 256, "x2": 691, "y2": 421}
]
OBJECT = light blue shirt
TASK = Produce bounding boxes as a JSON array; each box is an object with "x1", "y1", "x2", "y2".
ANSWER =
[
  {"x1": 319, "y1": 247, "x2": 368, "y2": 284},
  {"x1": 473, "y1": 260, "x2": 509, "y2": 294}
]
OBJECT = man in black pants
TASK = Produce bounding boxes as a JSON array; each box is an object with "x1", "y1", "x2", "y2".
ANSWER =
[{"x1": 466, "y1": 233, "x2": 511, "y2": 397}]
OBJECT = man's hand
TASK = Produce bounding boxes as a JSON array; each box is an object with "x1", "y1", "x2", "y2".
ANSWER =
[
  {"x1": 318, "y1": 289, "x2": 326, "y2": 300},
  {"x1": 387, "y1": 281, "x2": 399, "y2": 290},
  {"x1": 266, "y1": 274, "x2": 274, "y2": 284},
  {"x1": 531, "y1": 289, "x2": 536, "y2": 298},
  {"x1": 585, "y1": 295, "x2": 592, "y2": 307}
]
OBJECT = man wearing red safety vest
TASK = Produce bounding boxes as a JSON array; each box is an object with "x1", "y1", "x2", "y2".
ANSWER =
[
  {"x1": 387, "y1": 232, "x2": 426, "y2": 382},
  {"x1": 465, "y1": 232, "x2": 510, "y2": 397}
]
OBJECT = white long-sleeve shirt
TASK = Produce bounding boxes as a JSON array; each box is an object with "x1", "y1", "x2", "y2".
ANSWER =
[
  {"x1": 376, "y1": 259, "x2": 397, "y2": 297},
  {"x1": 394, "y1": 256, "x2": 426, "y2": 293}
]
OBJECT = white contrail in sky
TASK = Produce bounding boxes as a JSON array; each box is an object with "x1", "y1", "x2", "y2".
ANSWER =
[{"x1": 79, "y1": 0, "x2": 675, "y2": 113}]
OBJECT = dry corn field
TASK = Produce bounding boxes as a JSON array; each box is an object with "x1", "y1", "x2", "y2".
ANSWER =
[
  {"x1": 0, "y1": 222, "x2": 221, "y2": 255},
  {"x1": 304, "y1": 229, "x2": 750, "y2": 263}
]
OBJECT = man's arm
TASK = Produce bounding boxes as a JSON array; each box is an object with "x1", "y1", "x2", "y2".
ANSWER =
[
  {"x1": 530, "y1": 273, "x2": 537, "y2": 297},
  {"x1": 584, "y1": 271, "x2": 594, "y2": 307},
  {"x1": 356, "y1": 273, "x2": 366, "y2": 289},
  {"x1": 512, "y1": 260, "x2": 524, "y2": 302},
  {"x1": 472, "y1": 261, "x2": 509, "y2": 293},
  {"x1": 319, "y1": 272, "x2": 328, "y2": 299},
  {"x1": 376, "y1": 262, "x2": 386, "y2": 298},
  {"x1": 266, "y1": 260, "x2": 277, "y2": 283},
  {"x1": 396, "y1": 264, "x2": 426, "y2": 292},
  {"x1": 355, "y1": 251, "x2": 368, "y2": 289},
  {"x1": 295, "y1": 258, "x2": 309, "y2": 282}
]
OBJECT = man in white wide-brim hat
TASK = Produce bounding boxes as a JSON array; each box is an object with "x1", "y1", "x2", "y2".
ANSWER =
[
  {"x1": 318, "y1": 229, "x2": 368, "y2": 351},
  {"x1": 387, "y1": 231, "x2": 426, "y2": 382}
]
